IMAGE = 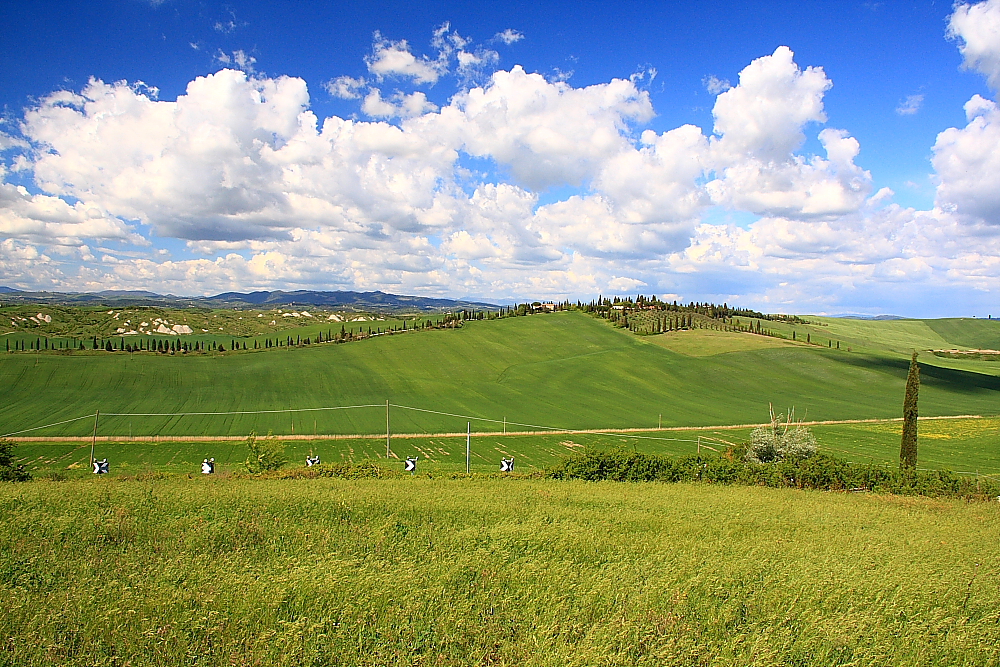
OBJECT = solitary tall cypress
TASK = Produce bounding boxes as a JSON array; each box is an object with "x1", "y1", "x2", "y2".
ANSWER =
[{"x1": 899, "y1": 351, "x2": 920, "y2": 470}]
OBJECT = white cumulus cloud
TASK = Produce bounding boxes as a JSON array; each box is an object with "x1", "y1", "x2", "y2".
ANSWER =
[
  {"x1": 703, "y1": 75, "x2": 731, "y2": 94},
  {"x1": 0, "y1": 183, "x2": 143, "y2": 246},
  {"x1": 948, "y1": 0, "x2": 1000, "y2": 90},
  {"x1": 430, "y1": 66, "x2": 655, "y2": 190},
  {"x1": 494, "y1": 29, "x2": 524, "y2": 45},
  {"x1": 932, "y1": 94, "x2": 1000, "y2": 224},
  {"x1": 324, "y1": 75, "x2": 367, "y2": 99},
  {"x1": 896, "y1": 94, "x2": 924, "y2": 115},
  {"x1": 362, "y1": 89, "x2": 438, "y2": 118},
  {"x1": 706, "y1": 47, "x2": 871, "y2": 220},
  {"x1": 365, "y1": 32, "x2": 444, "y2": 84}
]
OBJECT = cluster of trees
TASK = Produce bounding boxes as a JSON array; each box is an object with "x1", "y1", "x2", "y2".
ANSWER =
[
  {"x1": 608, "y1": 311, "x2": 701, "y2": 333},
  {"x1": 5, "y1": 337, "x2": 83, "y2": 352},
  {"x1": 577, "y1": 295, "x2": 791, "y2": 320},
  {"x1": 494, "y1": 302, "x2": 570, "y2": 317},
  {"x1": 597, "y1": 307, "x2": 787, "y2": 339},
  {"x1": 572, "y1": 295, "x2": 824, "y2": 342}
]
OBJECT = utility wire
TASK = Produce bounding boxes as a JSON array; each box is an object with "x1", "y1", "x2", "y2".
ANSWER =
[
  {"x1": 1, "y1": 413, "x2": 98, "y2": 438},
  {"x1": 102, "y1": 404, "x2": 384, "y2": 417},
  {"x1": 389, "y1": 403, "x2": 701, "y2": 443}
]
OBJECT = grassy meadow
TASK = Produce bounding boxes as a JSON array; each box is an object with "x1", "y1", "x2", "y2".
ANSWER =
[
  {"x1": 2, "y1": 311, "x2": 1000, "y2": 441},
  {"x1": 2, "y1": 476, "x2": 998, "y2": 666}
]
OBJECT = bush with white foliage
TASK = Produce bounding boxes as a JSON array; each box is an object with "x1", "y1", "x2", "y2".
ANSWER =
[{"x1": 746, "y1": 407, "x2": 817, "y2": 463}]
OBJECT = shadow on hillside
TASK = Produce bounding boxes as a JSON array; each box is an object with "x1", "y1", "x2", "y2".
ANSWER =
[{"x1": 831, "y1": 352, "x2": 1000, "y2": 395}]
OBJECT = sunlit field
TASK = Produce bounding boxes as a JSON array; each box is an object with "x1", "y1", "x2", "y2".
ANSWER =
[{"x1": 2, "y1": 476, "x2": 998, "y2": 666}]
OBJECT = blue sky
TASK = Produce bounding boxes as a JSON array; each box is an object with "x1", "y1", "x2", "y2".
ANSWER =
[{"x1": 1, "y1": 0, "x2": 999, "y2": 316}]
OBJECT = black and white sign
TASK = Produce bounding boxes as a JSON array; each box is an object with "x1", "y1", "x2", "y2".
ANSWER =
[
  {"x1": 92, "y1": 458, "x2": 109, "y2": 474},
  {"x1": 201, "y1": 458, "x2": 215, "y2": 474},
  {"x1": 306, "y1": 455, "x2": 320, "y2": 467},
  {"x1": 404, "y1": 456, "x2": 418, "y2": 472},
  {"x1": 500, "y1": 457, "x2": 515, "y2": 472}
]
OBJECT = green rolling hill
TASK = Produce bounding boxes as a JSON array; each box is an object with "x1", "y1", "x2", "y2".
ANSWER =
[{"x1": 2, "y1": 311, "x2": 999, "y2": 440}]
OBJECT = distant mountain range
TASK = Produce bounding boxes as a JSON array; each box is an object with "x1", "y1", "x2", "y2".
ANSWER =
[{"x1": 0, "y1": 287, "x2": 500, "y2": 313}]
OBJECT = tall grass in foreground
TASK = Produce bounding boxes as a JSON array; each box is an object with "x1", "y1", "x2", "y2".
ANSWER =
[{"x1": 2, "y1": 477, "x2": 999, "y2": 666}]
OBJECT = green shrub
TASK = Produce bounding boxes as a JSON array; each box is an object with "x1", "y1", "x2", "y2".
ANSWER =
[
  {"x1": 0, "y1": 438, "x2": 30, "y2": 482},
  {"x1": 547, "y1": 449, "x2": 1000, "y2": 501},
  {"x1": 243, "y1": 431, "x2": 287, "y2": 474}
]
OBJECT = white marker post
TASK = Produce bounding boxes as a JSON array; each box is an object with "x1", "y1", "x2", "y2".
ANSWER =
[
  {"x1": 466, "y1": 422, "x2": 471, "y2": 474},
  {"x1": 89, "y1": 410, "x2": 100, "y2": 470},
  {"x1": 386, "y1": 399, "x2": 391, "y2": 458}
]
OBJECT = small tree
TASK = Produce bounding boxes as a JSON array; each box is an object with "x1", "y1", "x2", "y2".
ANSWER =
[
  {"x1": 746, "y1": 406, "x2": 817, "y2": 463},
  {"x1": 899, "y1": 351, "x2": 919, "y2": 470},
  {"x1": 244, "y1": 430, "x2": 287, "y2": 473},
  {"x1": 0, "y1": 438, "x2": 30, "y2": 482}
]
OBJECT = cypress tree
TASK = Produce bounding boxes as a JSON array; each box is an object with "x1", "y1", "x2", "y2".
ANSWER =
[{"x1": 900, "y1": 352, "x2": 920, "y2": 470}]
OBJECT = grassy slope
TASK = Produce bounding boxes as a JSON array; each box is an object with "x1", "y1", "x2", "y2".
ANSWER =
[
  {"x1": 2, "y1": 477, "x2": 998, "y2": 666},
  {"x1": 923, "y1": 318, "x2": 1000, "y2": 349},
  {"x1": 3, "y1": 311, "x2": 1000, "y2": 438},
  {"x1": 751, "y1": 316, "x2": 1000, "y2": 376}
]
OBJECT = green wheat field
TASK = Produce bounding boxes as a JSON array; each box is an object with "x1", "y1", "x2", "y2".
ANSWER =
[{"x1": 2, "y1": 477, "x2": 998, "y2": 666}]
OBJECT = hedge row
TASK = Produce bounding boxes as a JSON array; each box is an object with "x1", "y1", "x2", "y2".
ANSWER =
[{"x1": 546, "y1": 449, "x2": 1000, "y2": 501}]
